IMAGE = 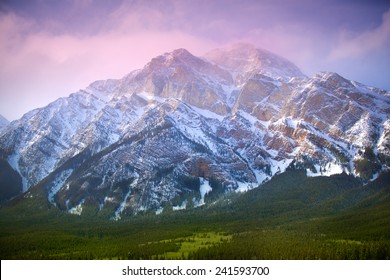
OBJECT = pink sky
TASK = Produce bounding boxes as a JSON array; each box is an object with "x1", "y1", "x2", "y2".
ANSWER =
[{"x1": 1, "y1": 0, "x2": 389, "y2": 120}]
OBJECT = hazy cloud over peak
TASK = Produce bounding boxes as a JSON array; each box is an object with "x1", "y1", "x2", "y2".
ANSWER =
[
  {"x1": 329, "y1": 9, "x2": 390, "y2": 60},
  {"x1": 1, "y1": 0, "x2": 389, "y2": 120}
]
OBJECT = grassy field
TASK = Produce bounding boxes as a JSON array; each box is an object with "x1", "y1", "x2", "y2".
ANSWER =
[
  {"x1": 141, "y1": 232, "x2": 232, "y2": 260},
  {"x1": 0, "y1": 170, "x2": 389, "y2": 259}
]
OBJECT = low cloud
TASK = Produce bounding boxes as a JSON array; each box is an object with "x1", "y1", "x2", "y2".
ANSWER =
[
  {"x1": 328, "y1": 9, "x2": 390, "y2": 60},
  {"x1": 1, "y1": 1, "x2": 389, "y2": 120},
  {"x1": 0, "y1": 9, "x2": 215, "y2": 120}
]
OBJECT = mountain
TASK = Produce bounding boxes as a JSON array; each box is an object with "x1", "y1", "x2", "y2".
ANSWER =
[
  {"x1": 0, "y1": 44, "x2": 389, "y2": 218},
  {"x1": 204, "y1": 43, "x2": 305, "y2": 81}
]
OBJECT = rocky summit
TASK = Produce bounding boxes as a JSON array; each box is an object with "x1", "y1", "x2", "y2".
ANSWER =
[{"x1": 0, "y1": 44, "x2": 389, "y2": 218}]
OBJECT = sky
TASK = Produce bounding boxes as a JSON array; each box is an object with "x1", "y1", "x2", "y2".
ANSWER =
[{"x1": 0, "y1": 0, "x2": 389, "y2": 121}]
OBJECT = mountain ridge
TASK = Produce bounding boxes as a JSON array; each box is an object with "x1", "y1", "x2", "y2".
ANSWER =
[{"x1": 0, "y1": 44, "x2": 389, "y2": 218}]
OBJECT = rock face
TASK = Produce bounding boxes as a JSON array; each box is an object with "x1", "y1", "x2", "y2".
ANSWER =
[{"x1": 0, "y1": 44, "x2": 389, "y2": 217}]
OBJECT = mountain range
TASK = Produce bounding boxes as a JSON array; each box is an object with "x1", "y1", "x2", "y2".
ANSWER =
[{"x1": 0, "y1": 44, "x2": 389, "y2": 218}]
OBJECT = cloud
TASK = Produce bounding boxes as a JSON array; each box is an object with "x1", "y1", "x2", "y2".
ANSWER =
[
  {"x1": 0, "y1": 8, "x2": 216, "y2": 120},
  {"x1": 328, "y1": 9, "x2": 390, "y2": 60},
  {"x1": 1, "y1": 1, "x2": 390, "y2": 120}
]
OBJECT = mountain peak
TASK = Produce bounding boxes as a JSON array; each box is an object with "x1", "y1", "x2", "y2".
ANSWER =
[
  {"x1": 170, "y1": 48, "x2": 193, "y2": 58},
  {"x1": 1, "y1": 45, "x2": 389, "y2": 217},
  {"x1": 148, "y1": 48, "x2": 199, "y2": 68},
  {"x1": 204, "y1": 43, "x2": 305, "y2": 81},
  {"x1": 135, "y1": 47, "x2": 233, "y2": 93},
  {"x1": 139, "y1": 48, "x2": 207, "y2": 79}
]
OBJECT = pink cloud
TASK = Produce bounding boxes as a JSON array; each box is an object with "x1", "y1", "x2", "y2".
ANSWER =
[
  {"x1": 0, "y1": 10, "x2": 216, "y2": 120},
  {"x1": 1, "y1": 1, "x2": 390, "y2": 120},
  {"x1": 328, "y1": 9, "x2": 390, "y2": 60}
]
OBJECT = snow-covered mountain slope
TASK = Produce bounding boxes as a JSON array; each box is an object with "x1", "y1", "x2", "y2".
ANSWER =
[{"x1": 0, "y1": 44, "x2": 389, "y2": 217}]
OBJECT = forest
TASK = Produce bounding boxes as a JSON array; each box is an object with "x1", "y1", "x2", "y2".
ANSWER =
[{"x1": 0, "y1": 170, "x2": 389, "y2": 260}]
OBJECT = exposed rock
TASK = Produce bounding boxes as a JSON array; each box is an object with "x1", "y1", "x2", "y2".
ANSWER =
[{"x1": 0, "y1": 44, "x2": 389, "y2": 217}]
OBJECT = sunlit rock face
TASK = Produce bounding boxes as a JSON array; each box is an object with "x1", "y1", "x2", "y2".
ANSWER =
[{"x1": 0, "y1": 44, "x2": 389, "y2": 217}]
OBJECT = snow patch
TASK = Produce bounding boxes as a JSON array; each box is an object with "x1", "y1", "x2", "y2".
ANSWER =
[
  {"x1": 239, "y1": 110, "x2": 269, "y2": 129},
  {"x1": 377, "y1": 119, "x2": 390, "y2": 150},
  {"x1": 173, "y1": 200, "x2": 187, "y2": 211},
  {"x1": 113, "y1": 178, "x2": 137, "y2": 220},
  {"x1": 155, "y1": 207, "x2": 164, "y2": 215},
  {"x1": 346, "y1": 114, "x2": 371, "y2": 147},
  {"x1": 200, "y1": 178, "x2": 212, "y2": 199},
  {"x1": 68, "y1": 200, "x2": 85, "y2": 215},
  {"x1": 104, "y1": 196, "x2": 115, "y2": 203},
  {"x1": 189, "y1": 105, "x2": 225, "y2": 122},
  {"x1": 285, "y1": 117, "x2": 300, "y2": 129},
  {"x1": 235, "y1": 181, "x2": 256, "y2": 193},
  {"x1": 270, "y1": 158, "x2": 294, "y2": 175},
  {"x1": 253, "y1": 169, "x2": 270, "y2": 184},
  {"x1": 370, "y1": 172, "x2": 380, "y2": 182},
  {"x1": 194, "y1": 178, "x2": 212, "y2": 206},
  {"x1": 306, "y1": 162, "x2": 345, "y2": 177},
  {"x1": 137, "y1": 91, "x2": 166, "y2": 103},
  {"x1": 235, "y1": 159, "x2": 294, "y2": 193},
  {"x1": 48, "y1": 169, "x2": 73, "y2": 203}
]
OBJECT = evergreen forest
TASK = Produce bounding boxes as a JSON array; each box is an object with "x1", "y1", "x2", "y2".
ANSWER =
[{"x1": 0, "y1": 170, "x2": 389, "y2": 260}]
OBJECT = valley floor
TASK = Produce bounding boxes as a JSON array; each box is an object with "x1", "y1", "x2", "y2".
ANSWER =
[{"x1": 0, "y1": 171, "x2": 389, "y2": 260}]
